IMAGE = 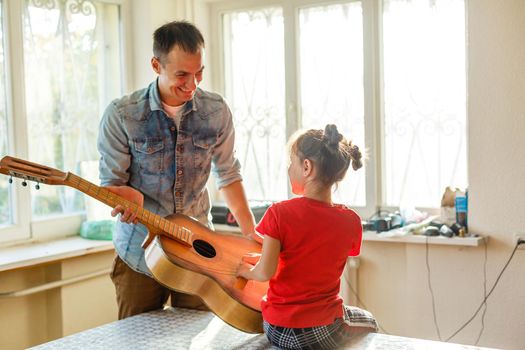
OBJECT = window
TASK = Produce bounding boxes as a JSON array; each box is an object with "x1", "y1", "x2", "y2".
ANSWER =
[
  {"x1": 0, "y1": 1, "x2": 10, "y2": 228},
  {"x1": 222, "y1": 8, "x2": 288, "y2": 201},
  {"x1": 382, "y1": 0, "x2": 467, "y2": 207},
  {"x1": 213, "y1": 0, "x2": 466, "y2": 213},
  {"x1": 0, "y1": 0, "x2": 124, "y2": 244},
  {"x1": 298, "y1": 3, "x2": 366, "y2": 206}
]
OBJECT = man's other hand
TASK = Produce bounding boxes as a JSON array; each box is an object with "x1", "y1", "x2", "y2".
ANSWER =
[{"x1": 105, "y1": 186, "x2": 144, "y2": 224}]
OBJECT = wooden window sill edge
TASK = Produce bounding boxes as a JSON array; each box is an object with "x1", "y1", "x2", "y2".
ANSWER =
[{"x1": 363, "y1": 231, "x2": 487, "y2": 247}]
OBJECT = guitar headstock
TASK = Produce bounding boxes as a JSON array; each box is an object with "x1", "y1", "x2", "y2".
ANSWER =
[{"x1": 0, "y1": 156, "x2": 68, "y2": 186}]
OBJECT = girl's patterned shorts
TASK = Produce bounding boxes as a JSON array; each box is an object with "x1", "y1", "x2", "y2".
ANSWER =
[{"x1": 263, "y1": 305, "x2": 378, "y2": 350}]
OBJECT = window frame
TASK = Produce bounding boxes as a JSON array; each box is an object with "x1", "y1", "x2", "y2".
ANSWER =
[
  {"x1": 209, "y1": 0, "x2": 464, "y2": 218},
  {"x1": 0, "y1": 0, "x2": 132, "y2": 245},
  {"x1": 210, "y1": 0, "x2": 379, "y2": 218}
]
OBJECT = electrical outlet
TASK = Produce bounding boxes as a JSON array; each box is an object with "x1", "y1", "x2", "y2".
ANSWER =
[{"x1": 515, "y1": 233, "x2": 525, "y2": 250}]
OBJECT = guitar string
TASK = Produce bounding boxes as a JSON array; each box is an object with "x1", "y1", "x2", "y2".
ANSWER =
[
  {"x1": 15, "y1": 172, "x2": 245, "y2": 277},
  {"x1": 72, "y1": 174, "x2": 194, "y2": 245},
  {"x1": 72, "y1": 174, "x2": 244, "y2": 273},
  {"x1": 167, "y1": 258, "x2": 238, "y2": 276}
]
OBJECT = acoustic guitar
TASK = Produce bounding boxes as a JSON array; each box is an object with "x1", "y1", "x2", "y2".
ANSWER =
[{"x1": 0, "y1": 156, "x2": 268, "y2": 333}]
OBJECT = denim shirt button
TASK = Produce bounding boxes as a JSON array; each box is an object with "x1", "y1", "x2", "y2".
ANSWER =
[
  {"x1": 170, "y1": 126, "x2": 176, "y2": 131},
  {"x1": 177, "y1": 169, "x2": 183, "y2": 175},
  {"x1": 175, "y1": 191, "x2": 182, "y2": 197},
  {"x1": 177, "y1": 145, "x2": 184, "y2": 152}
]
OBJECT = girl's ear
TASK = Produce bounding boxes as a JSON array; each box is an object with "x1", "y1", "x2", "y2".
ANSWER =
[{"x1": 303, "y1": 159, "x2": 313, "y2": 177}]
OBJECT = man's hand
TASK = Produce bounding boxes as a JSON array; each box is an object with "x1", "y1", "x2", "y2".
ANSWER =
[{"x1": 105, "y1": 186, "x2": 144, "y2": 224}]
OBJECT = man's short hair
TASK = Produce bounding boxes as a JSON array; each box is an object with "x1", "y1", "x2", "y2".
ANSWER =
[{"x1": 153, "y1": 21, "x2": 204, "y2": 64}]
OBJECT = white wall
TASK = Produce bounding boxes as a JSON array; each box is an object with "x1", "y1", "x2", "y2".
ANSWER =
[
  {"x1": 360, "y1": 1, "x2": 525, "y2": 349},
  {"x1": 466, "y1": 1, "x2": 525, "y2": 346},
  {"x1": 128, "y1": 1, "x2": 525, "y2": 348}
]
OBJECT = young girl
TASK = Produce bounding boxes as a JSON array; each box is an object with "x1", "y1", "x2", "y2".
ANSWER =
[{"x1": 238, "y1": 124, "x2": 378, "y2": 350}]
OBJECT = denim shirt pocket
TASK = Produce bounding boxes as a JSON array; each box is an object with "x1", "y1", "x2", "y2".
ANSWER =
[
  {"x1": 192, "y1": 134, "x2": 216, "y2": 171},
  {"x1": 132, "y1": 137, "x2": 165, "y2": 174}
]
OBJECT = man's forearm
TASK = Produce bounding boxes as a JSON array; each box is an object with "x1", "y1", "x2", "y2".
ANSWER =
[{"x1": 220, "y1": 180, "x2": 255, "y2": 236}]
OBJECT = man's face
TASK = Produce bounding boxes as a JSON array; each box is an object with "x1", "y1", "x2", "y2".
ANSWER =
[{"x1": 152, "y1": 45, "x2": 204, "y2": 106}]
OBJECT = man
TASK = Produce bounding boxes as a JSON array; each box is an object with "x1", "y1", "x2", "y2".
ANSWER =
[{"x1": 97, "y1": 21, "x2": 255, "y2": 319}]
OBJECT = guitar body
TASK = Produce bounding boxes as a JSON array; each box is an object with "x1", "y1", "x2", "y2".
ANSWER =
[{"x1": 144, "y1": 214, "x2": 268, "y2": 334}]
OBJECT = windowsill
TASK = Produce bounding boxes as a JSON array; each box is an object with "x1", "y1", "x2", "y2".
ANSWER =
[
  {"x1": 363, "y1": 231, "x2": 487, "y2": 247},
  {"x1": 0, "y1": 236, "x2": 114, "y2": 272},
  {"x1": 214, "y1": 225, "x2": 486, "y2": 247}
]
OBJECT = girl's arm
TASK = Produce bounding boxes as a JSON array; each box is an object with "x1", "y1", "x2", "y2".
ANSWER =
[{"x1": 237, "y1": 234, "x2": 280, "y2": 282}]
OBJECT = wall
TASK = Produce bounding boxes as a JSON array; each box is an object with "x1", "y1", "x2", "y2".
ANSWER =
[
  {"x1": 358, "y1": 1, "x2": 525, "y2": 349},
  {"x1": 0, "y1": 251, "x2": 117, "y2": 350}
]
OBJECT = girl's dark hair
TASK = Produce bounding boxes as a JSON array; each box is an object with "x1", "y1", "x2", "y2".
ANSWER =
[
  {"x1": 290, "y1": 124, "x2": 362, "y2": 186},
  {"x1": 153, "y1": 21, "x2": 204, "y2": 64}
]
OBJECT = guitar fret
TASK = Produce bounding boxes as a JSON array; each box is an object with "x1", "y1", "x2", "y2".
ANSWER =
[
  {"x1": 57, "y1": 171, "x2": 193, "y2": 246},
  {"x1": 178, "y1": 226, "x2": 183, "y2": 241},
  {"x1": 177, "y1": 225, "x2": 182, "y2": 240},
  {"x1": 166, "y1": 221, "x2": 173, "y2": 237}
]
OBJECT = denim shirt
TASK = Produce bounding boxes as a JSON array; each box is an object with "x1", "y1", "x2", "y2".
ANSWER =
[{"x1": 97, "y1": 80, "x2": 242, "y2": 275}]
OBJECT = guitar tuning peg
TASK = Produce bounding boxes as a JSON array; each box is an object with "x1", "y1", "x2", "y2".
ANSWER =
[
  {"x1": 8, "y1": 177, "x2": 13, "y2": 184},
  {"x1": 22, "y1": 180, "x2": 27, "y2": 187},
  {"x1": 35, "y1": 183, "x2": 40, "y2": 190}
]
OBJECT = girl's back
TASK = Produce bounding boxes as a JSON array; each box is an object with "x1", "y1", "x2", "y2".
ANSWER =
[{"x1": 257, "y1": 196, "x2": 362, "y2": 328}]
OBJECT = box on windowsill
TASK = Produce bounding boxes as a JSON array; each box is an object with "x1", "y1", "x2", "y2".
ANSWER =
[{"x1": 211, "y1": 201, "x2": 272, "y2": 226}]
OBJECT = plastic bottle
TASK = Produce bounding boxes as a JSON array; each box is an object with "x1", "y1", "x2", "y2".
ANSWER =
[{"x1": 455, "y1": 190, "x2": 468, "y2": 231}]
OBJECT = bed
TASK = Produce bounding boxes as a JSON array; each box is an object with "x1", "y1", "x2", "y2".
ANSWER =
[{"x1": 29, "y1": 307, "x2": 497, "y2": 349}]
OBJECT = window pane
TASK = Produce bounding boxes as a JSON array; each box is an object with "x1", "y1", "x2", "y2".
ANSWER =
[
  {"x1": 383, "y1": 0, "x2": 467, "y2": 207},
  {"x1": 0, "y1": 1, "x2": 12, "y2": 226},
  {"x1": 223, "y1": 8, "x2": 287, "y2": 200},
  {"x1": 23, "y1": 0, "x2": 121, "y2": 217},
  {"x1": 299, "y1": 2, "x2": 366, "y2": 206}
]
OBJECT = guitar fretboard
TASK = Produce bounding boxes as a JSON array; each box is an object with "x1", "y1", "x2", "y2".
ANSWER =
[{"x1": 67, "y1": 173, "x2": 192, "y2": 246}]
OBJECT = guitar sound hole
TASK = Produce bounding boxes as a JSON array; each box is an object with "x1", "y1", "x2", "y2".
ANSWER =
[{"x1": 193, "y1": 239, "x2": 216, "y2": 258}]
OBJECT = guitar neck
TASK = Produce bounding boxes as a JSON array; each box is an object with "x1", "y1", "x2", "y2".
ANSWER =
[{"x1": 65, "y1": 173, "x2": 192, "y2": 246}]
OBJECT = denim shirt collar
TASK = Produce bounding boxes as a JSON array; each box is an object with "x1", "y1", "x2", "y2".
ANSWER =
[{"x1": 148, "y1": 79, "x2": 199, "y2": 117}]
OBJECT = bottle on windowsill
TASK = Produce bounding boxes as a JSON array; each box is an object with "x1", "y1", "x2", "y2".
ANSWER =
[{"x1": 455, "y1": 189, "x2": 468, "y2": 232}]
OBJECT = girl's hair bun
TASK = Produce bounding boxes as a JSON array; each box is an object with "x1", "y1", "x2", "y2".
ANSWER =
[{"x1": 323, "y1": 124, "x2": 342, "y2": 150}]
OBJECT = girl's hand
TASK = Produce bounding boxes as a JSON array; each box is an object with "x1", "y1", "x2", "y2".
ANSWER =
[
  {"x1": 237, "y1": 262, "x2": 254, "y2": 280},
  {"x1": 238, "y1": 236, "x2": 280, "y2": 282},
  {"x1": 250, "y1": 231, "x2": 263, "y2": 244},
  {"x1": 242, "y1": 252, "x2": 261, "y2": 265}
]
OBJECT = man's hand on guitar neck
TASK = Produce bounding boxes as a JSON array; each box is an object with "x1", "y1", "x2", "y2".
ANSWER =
[{"x1": 105, "y1": 186, "x2": 144, "y2": 225}]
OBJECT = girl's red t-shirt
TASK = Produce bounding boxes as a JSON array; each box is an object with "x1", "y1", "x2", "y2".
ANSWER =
[{"x1": 256, "y1": 197, "x2": 362, "y2": 328}]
